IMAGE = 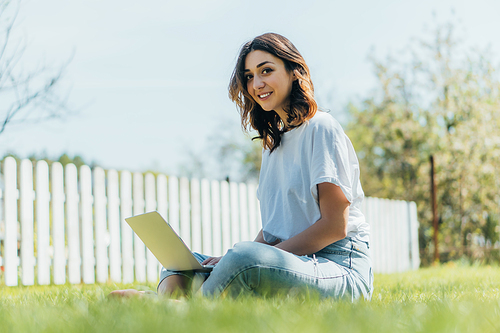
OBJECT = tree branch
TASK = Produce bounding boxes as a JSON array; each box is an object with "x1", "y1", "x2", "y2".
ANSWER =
[{"x1": 0, "y1": 0, "x2": 73, "y2": 136}]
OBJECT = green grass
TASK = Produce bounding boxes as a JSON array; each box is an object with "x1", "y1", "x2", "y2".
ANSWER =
[{"x1": 1, "y1": 264, "x2": 500, "y2": 332}]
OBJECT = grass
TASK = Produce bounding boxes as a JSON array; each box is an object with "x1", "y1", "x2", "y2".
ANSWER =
[{"x1": 1, "y1": 263, "x2": 500, "y2": 333}]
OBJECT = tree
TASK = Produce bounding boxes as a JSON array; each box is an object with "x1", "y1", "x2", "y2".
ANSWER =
[
  {"x1": 0, "y1": 0, "x2": 71, "y2": 136},
  {"x1": 346, "y1": 21, "x2": 500, "y2": 263},
  {"x1": 217, "y1": 133, "x2": 262, "y2": 182}
]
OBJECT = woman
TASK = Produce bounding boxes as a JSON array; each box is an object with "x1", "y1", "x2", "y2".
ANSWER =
[{"x1": 112, "y1": 33, "x2": 372, "y2": 301}]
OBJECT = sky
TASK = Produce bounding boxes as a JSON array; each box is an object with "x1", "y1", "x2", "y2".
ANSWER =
[{"x1": 1, "y1": 0, "x2": 500, "y2": 179}]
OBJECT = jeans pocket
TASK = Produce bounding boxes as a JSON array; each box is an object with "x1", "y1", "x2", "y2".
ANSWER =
[{"x1": 315, "y1": 241, "x2": 352, "y2": 269}]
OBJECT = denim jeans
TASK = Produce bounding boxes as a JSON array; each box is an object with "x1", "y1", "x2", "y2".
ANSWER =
[{"x1": 158, "y1": 237, "x2": 373, "y2": 301}]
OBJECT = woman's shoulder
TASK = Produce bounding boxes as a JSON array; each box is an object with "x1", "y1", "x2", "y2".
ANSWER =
[{"x1": 304, "y1": 111, "x2": 344, "y2": 135}]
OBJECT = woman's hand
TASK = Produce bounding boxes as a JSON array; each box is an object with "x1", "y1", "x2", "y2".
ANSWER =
[
  {"x1": 202, "y1": 256, "x2": 222, "y2": 266},
  {"x1": 254, "y1": 229, "x2": 280, "y2": 245}
]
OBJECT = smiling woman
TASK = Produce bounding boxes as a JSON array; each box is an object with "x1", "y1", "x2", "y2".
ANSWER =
[
  {"x1": 154, "y1": 33, "x2": 372, "y2": 300},
  {"x1": 110, "y1": 33, "x2": 372, "y2": 301}
]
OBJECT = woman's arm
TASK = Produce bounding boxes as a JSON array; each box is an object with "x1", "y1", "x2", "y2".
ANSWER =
[
  {"x1": 203, "y1": 183, "x2": 345, "y2": 265},
  {"x1": 274, "y1": 182, "x2": 349, "y2": 256},
  {"x1": 254, "y1": 229, "x2": 266, "y2": 243}
]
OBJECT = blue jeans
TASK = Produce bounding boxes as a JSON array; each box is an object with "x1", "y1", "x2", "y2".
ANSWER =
[{"x1": 158, "y1": 237, "x2": 373, "y2": 301}]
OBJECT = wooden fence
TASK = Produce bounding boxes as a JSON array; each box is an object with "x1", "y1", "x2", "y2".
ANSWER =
[{"x1": 0, "y1": 157, "x2": 419, "y2": 286}]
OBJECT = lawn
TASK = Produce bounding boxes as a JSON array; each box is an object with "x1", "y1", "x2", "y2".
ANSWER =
[{"x1": 1, "y1": 264, "x2": 499, "y2": 333}]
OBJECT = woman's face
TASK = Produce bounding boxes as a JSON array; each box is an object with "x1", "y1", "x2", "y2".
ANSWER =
[{"x1": 244, "y1": 50, "x2": 295, "y2": 119}]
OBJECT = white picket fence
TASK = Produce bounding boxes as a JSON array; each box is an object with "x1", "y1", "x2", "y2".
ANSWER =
[{"x1": 0, "y1": 157, "x2": 419, "y2": 286}]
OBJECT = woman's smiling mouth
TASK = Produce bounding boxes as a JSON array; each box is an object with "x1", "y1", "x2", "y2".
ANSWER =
[{"x1": 259, "y1": 92, "x2": 272, "y2": 100}]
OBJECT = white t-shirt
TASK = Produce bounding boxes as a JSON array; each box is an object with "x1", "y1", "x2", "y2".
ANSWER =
[{"x1": 257, "y1": 111, "x2": 370, "y2": 244}]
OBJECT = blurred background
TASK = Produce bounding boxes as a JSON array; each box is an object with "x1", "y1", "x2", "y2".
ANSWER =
[{"x1": 1, "y1": 0, "x2": 499, "y2": 265}]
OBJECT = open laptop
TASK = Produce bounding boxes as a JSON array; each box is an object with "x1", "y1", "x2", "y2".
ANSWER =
[{"x1": 125, "y1": 211, "x2": 214, "y2": 272}]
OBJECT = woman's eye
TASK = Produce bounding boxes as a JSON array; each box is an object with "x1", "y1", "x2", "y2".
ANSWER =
[
  {"x1": 245, "y1": 74, "x2": 253, "y2": 81},
  {"x1": 262, "y1": 68, "x2": 273, "y2": 74}
]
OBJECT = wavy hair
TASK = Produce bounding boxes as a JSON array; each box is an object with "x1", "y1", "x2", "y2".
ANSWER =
[{"x1": 229, "y1": 33, "x2": 317, "y2": 152}]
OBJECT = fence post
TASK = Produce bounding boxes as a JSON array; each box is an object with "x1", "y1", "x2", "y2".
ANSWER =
[
  {"x1": 108, "y1": 169, "x2": 122, "y2": 282},
  {"x1": 201, "y1": 179, "x2": 212, "y2": 255},
  {"x1": 133, "y1": 172, "x2": 146, "y2": 283},
  {"x1": 157, "y1": 174, "x2": 168, "y2": 275},
  {"x1": 210, "y1": 180, "x2": 222, "y2": 256},
  {"x1": 379, "y1": 198, "x2": 389, "y2": 274},
  {"x1": 20, "y1": 159, "x2": 35, "y2": 285},
  {"x1": 389, "y1": 199, "x2": 397, "y2": 273},
  {"x1": 80, "y1": 165, "x2": 95, "y2": 284},
  {"x1": 400, "y1": 200, "x2": 411, "y2": 272},
  {"x1": 168, "y1": 176, "x2": 180, "y2": 235},
  {"x1": 409, "y1": 201, "x2": 420, "y2": 269},
  {"x1": 395, "y1": 200, "x2": 403, "y2": 272},
  {"x1": 220, "y1": 180, "x2": 231, "y2": 252},
  {"x1": 120, "y1": 171, "x2": 134, "y2": 283},
  {"x1": 94, "y1": 167, "x2": 108, "y2": 283},
  {"x1": 66, "y1": 163, "x2": 81, "y2": 284},
  {"x1": 145, "y1": 173, "x2": 158, "y2": 282},
  {"x1": 52, "y1": 162, "x2": 66, "y2": 285},
  {"x1": 190, "y1": 178, "x2": 202, "y2": 253},
  {"x1": 4, "y1": 157, "x2": 19, "y2": 286},
  {"x1": 179, "y1": 177, "x2": 191, "y2": 248},
  {"x1": 230, "y1": 182, "x2": 240, "y2": 245},
  {"x1": 157, "y1": 175, "x2": 168, "y2": 219},
  {"x1": 36, "y1": 160, "x2": 51, "y2": 285}
]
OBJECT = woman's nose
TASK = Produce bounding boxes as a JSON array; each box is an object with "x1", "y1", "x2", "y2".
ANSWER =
[{"x1": 253, "y1": 76, "x2": 265, "y2": 90}]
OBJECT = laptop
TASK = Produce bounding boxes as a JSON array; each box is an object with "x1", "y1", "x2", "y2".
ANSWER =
[{"x1": 125, "y1": 211, "x2": 214, "y2": 272}]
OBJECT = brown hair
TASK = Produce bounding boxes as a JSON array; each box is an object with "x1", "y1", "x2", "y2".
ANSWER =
[{"x1": 229, "y1": 33, "x2": 317, "y2": 152}]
